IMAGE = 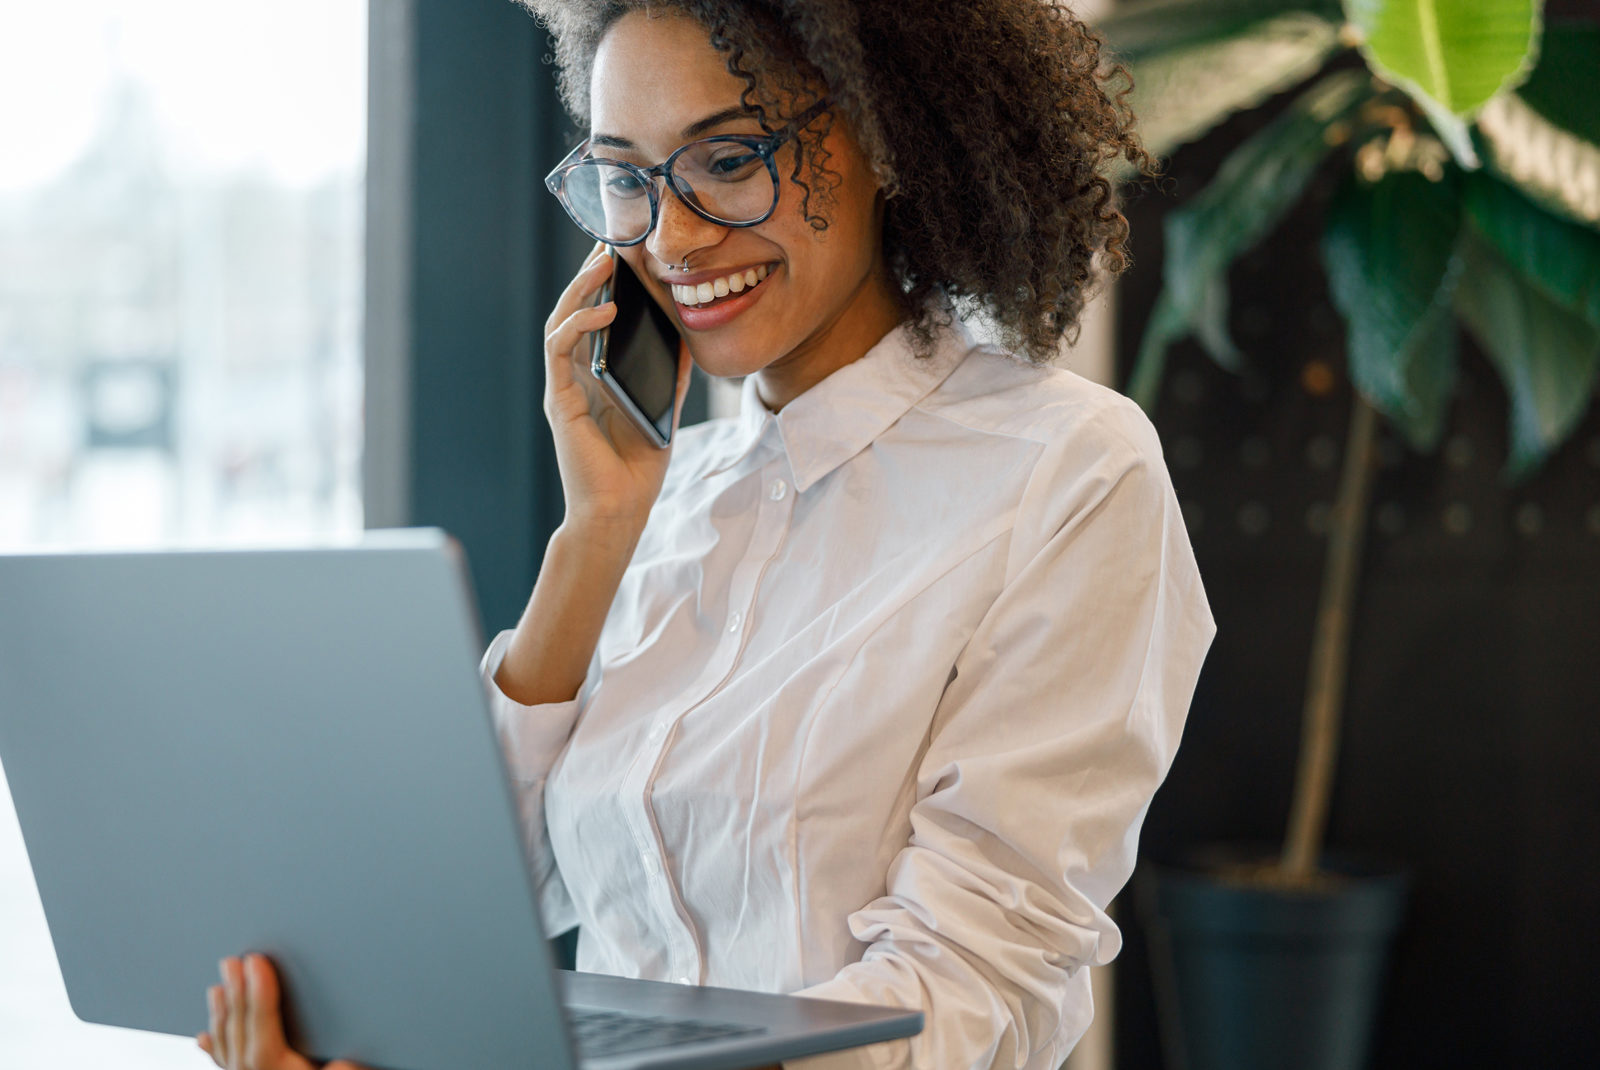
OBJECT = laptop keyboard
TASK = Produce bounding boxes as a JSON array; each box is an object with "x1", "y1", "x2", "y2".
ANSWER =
[{"x1": 567, "y1": 1006, "x2": 767, "y2": 1059}]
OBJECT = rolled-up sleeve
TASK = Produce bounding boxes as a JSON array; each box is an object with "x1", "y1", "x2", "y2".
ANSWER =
[
  {"x1": 479, "y1": 629, "x2": 586, "y2": 935},
  {"x1": 788, "y1": 407, "x2": 1216, "y2": 1070}
]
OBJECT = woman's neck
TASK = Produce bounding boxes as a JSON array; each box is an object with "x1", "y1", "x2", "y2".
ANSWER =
[{"x1": 752, "y1": 263, "x2": 904, "y2": 412}]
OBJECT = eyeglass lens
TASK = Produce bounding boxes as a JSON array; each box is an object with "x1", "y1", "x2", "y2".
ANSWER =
[{"x1": 561, "y1": 140, "x2": 775, "y2": 243}]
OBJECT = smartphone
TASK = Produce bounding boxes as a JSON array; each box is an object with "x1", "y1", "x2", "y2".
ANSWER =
[{"x1": 589, "y1": 250, "x2": 682, "y2": 448}]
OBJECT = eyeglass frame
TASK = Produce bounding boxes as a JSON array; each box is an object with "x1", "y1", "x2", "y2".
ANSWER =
[{"x1": 543, "y1": 97, "x2": 833, "y2": 247}]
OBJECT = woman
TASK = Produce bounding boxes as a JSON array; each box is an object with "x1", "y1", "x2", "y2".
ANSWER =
[{"x1": 199, "y1": 3, "x2": 1215, "y2": 1068}]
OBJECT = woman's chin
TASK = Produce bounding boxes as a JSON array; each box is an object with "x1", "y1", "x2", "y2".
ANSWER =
[{"x1": 686, "y1": 340, "x2": 778, "y2": 383}]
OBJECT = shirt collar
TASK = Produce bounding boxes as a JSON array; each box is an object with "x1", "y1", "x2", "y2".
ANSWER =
[{"x1": 703, "y1": 316, "x2": 975, "y2": 491}]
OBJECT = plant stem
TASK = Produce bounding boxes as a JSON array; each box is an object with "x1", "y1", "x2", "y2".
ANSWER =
[{"x1": 1281, "y1": 394, "x2": 1380, "y2": 880}]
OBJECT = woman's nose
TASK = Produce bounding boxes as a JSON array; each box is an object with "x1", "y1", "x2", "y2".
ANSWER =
[{"x1": 647, "y1": 180, "x2": 726, "y2": 269}]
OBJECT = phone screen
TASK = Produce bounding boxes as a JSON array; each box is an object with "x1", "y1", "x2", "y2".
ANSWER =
[{"x1": 592, "y1": 253, "x2": 681, "y2": 447}]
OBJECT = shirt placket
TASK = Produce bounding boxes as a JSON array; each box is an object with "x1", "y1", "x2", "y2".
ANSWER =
[{"x1": 619, "y1": 435, "x2": 797, "y2": 985}]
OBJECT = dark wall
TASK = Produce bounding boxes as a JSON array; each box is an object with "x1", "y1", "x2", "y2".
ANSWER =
[
  {"x1": 1112, "y1": 91, "x2": 1600, "y2": 1069},
  {"x1": 366, "y1": 0, "x2": 710, "y2": 637},
  {"x1": 367, "y1": 0, "x2": 581, "y2": 636}
]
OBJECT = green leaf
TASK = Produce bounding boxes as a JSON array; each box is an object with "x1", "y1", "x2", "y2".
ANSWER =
[
  {"x1": 1322, "y1": 169, "x2": 1464, "y2": 448},
  {"x1": 1343, "y1": 0, "x2": 1543, "y2": 117},
  {"x1": 1099, "y1": 0, "x2": 1345, "y2": 62},
  {"x1": 1134, "y1": 70, "x2": 1368, "y2": 381},
  {"x1": 1166, "y1": 70, "x2": 1367, "y2": 308},
  {"x1": 1465, "y1": 172, "x2": 1600, "y2": 329},
  {"x1": 1453, "y1": 233, "x2": 1600, "y2": 479},
  {"x1": 1192, "y1": 275, "x2": 1245, "y2": 372},
  {"x1": 1417, "y1": 96, "x2": 1481, "y2": 169},
  {"x1": 1515, "y1": 21, "x2": 1600, "y2": 146},
  {"x1": 1128, "y1": 289, "x2": 1188, "y2": 411},
  {"x1": 1122, "y1": 12, "x2": 1344, "y2": 160}
]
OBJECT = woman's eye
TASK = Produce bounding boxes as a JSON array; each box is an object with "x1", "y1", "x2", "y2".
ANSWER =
[
  {"x1": 604, "y1": 171, "x2": 648, "y2": 198},
  {"x1": 707, "y1": 152, "x2": 761, "y2": 178}
]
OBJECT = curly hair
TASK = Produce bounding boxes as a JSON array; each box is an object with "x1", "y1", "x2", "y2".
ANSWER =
[{"x1": 519, "y1": 0, "x2": 1154, "y2": 363}]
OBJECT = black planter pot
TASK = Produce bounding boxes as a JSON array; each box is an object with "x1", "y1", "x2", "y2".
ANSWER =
[{"x1": 1138, "y1": 850, "x2": 1408, "y2": 1070}]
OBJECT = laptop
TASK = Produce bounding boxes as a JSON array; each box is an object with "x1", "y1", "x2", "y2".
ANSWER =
[{"x1": 0, "y1": 530, "x2": 922, "y2": 1070}]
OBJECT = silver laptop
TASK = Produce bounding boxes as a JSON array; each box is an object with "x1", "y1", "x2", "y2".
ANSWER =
[{"x1": 0, "y1": 530, "x2": 921, "y2": 1070}]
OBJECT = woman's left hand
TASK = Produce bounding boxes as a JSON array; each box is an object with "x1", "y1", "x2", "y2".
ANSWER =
[
  {"x1": 198, "y1": 954, "x2": 786, "y2": 1070},
  {"x1": 197, "y1": 954, "x2": 368, "y2": 1070}
]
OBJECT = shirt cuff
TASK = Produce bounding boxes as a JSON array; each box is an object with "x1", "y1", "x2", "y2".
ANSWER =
[
  {"x1": 479, "y1": 629, "x2": 584, "y2": 780},
  {"x1": 783, "y1": 1043, "x2": 904, "y2": 1070},
  {"x1": 781, "y1": 978, "x2": 912, "y2": 1070}
]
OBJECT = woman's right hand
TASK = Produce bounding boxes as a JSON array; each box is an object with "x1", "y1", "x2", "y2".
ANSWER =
[
  {"x1": 543, "y1": 243, "x2": 693, "y2": 537},
  {"x1": 494, "y1": 245, "x2": 692, "y2": 707}
]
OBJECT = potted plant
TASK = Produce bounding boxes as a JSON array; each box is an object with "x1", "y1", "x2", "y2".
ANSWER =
[{"x1": 1095, "y1": 1, "x2": 1600, "y2": 1067}]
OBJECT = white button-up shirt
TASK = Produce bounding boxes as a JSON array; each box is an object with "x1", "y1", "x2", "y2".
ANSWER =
[{"x1": 481, "y1": 318, "x2": 1215, "y2": 1070}]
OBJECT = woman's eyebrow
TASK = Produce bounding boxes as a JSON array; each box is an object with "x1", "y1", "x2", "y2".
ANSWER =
[
  {"x1": 589, "y1": 106, "x2": 756, "y2": 151},
  {"x1": 681, "y1": 105, "x2": 754, "y2": 139}
]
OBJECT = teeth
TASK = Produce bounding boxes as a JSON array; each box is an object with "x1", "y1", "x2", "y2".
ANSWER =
[{"x1": 674, "y1": 265, "x2": 772, "y2": 306}]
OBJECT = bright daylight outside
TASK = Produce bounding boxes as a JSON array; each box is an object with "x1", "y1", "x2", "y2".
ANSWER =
[{"x1": 0, "y1": 2, "x2": 366, "y2": 1066}]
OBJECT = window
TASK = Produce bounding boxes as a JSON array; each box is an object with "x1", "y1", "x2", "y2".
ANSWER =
[{"x1": 0, "y1": 2, "x2": 366, "y2": 1064}]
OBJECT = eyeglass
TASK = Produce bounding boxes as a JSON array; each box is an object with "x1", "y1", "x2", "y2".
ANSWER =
[{"x1": 544, "y1": 98, "x2": 831, "y2": 247}]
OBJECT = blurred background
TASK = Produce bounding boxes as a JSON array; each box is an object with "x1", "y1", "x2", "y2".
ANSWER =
[
  {"x1": 0, "y1": 1, "x2": 1594, "y2": 1069},
  {"x1": 1, "y1": 2, "x2": 366, "y2": 1067}
]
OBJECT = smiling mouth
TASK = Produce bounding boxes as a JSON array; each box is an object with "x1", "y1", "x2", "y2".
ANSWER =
[{"x1": 671, "y1": 264, "x2": 771, "y2": 308}]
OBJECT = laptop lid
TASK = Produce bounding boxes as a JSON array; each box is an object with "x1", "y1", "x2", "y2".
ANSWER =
[{"x1": 0, "y1": 531, "x2": 579, "y2": 1069}]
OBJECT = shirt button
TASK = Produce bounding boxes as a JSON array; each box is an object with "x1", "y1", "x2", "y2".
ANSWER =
[
  {"x1": 640, "y1": 851, "x2": 657, "y2": 875},
  {"x1": 647, "y1": 722, "x2": 665, "y2": 743},
  {"x1": 677, "y1": 976, "x2": 693, "y2": 985},
  {"x1": 768, "y1": 478, "x2": 788, "y2": 501},
  {"x1": 727, "y1": 611, "x2": 743, "y2": 633}
]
